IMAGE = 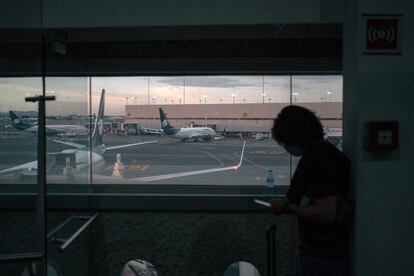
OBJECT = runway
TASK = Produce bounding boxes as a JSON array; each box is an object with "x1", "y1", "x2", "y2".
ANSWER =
[{"x1": 0, "y1": 133, "x2": 291, "y2": 186}]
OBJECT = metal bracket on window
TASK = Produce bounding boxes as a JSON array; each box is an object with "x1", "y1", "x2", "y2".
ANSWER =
[
  {"x1": 48, "y1": 213, "x2": 99, "y2": 251},
  {"x1": 0, "y1": 252, "x2": 43, "y2": 264}
]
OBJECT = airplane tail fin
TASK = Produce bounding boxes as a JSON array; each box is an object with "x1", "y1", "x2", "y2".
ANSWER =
[
  {"x1": 9, "y1": 111, "x2": 32, "y2": 130},
  {"x1": 91, "y1": 89, "x2": 105, "y2": 147},
  {"x1": 159, "y1": 108, "x2": 179, "y2": 135}
]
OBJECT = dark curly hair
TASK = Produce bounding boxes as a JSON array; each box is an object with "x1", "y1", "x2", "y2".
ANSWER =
[{"x1": 271, "y1": 105, "x2": 324, "y2": 147}]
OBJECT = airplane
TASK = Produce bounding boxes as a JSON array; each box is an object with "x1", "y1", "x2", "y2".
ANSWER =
[
  {"x1": 1, "y1": 90, "x2": 158, "y2": 177},
  {"x1": 159, "y1": 107, "x2": 215, "y2": 142},
  {"x1": 139, "y1": 127, "x2": 163, "y2": 135},
  {"x1": 9, "y1": 111, "x2": 89, "y2": 136},
  {"x1": 1, "y1": 90, "x2": 245, "y2": 183}
]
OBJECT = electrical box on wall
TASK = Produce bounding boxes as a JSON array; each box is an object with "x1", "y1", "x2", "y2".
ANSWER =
[{"x1": 364, "y1": 121, "x2": 399, "y2": 150}]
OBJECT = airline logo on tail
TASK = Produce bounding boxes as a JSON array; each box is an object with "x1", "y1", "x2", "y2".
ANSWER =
[
  {"x1": 159, "y1": 108, "x2": 179, "y2": 135},
  {"x1": 161, "y1": 118, "x2": 169, "y2": 128},
  {"x1": 9, "y1": 111, "x2": 32, "y2": 130}
]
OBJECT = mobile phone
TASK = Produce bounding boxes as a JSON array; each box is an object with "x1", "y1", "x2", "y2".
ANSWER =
[{"x1": 254, "y1": 199, "x2": 271, "y2": 207}]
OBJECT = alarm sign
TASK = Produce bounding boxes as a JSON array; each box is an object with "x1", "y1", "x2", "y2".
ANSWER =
[{"x1": 363, "y1": 14, "x2": 402, "y2": 54}]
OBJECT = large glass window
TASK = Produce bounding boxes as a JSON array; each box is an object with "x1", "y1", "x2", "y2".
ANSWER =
[
  {"x1": 292, "y1": 75, "x2": 343, "y2": 150},
  {"x1": 0, "y1": 75, "x2": 342, "y2": 189},
  {"x1": 0, "y1": 78, "x2": 40, "y2": 184},
  {"x1": 45, "y1": 77, "x2": 90, "y2": 185}
]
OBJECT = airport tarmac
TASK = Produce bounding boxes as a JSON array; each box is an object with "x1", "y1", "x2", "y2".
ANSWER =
[{"x1": 0, "y1": 133, "x2": 292, "y2": 186}]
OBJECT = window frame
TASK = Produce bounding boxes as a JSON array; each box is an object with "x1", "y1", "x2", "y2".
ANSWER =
[{"x1": 0, "y1": 73, "x2": 342, "y2": 210}]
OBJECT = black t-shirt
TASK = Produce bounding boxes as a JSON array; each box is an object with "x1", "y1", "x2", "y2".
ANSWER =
[{"x1": 287, "y1": 140, "x2": 351, "y2": 260}]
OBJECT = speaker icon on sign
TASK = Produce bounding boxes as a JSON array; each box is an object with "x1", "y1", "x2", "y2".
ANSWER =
[
  {"x1": 363, "y1": 15, "x2": 402, "y2": 54},
  {"x1": 368, "y1": 26, "x2": 396, "y2": 43}
]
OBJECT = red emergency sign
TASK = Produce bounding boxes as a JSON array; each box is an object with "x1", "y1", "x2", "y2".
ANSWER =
[{"x1": 363, "y1": 14, "x2": 402, "y2": 54}]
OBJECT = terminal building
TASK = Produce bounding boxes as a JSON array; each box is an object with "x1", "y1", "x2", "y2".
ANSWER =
[{"x1": 126, "y1": 102, "x2": 342, "y2": 133}]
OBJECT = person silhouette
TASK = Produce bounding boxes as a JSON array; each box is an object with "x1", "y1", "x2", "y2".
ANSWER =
[{"x1": 270, "y1": 105, "x2": 351, "y2": 276}]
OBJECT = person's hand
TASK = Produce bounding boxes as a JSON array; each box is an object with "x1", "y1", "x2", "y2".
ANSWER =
[{"x1": 270, "y1": 198, "x2": 289, "y2": 215}]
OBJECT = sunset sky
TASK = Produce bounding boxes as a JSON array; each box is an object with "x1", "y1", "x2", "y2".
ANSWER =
[{"x1": 0, "y1": 75, "x2": 342, "y2": 116}]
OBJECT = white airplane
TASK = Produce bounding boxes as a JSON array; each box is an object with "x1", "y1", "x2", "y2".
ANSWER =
[
  {"x1": 1, "y1": 90, "x2": 245, "y2": 183},
  {"x1": 0, "y1": 90, "x2": 158, "y2": 177},
  {"x1": 138, "y1": 126, "x2": 163, "y2": 135},
  {"x1": 159, "y1": 108, "x2": 215, "y2": 142},
  {"x1": 9, "y1": 111, "x2": 89, "y2": 136}
]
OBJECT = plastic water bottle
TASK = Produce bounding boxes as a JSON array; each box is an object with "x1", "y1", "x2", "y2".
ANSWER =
[{"x1": 265, "y1": 169, "x2": 275, "y2": 195}]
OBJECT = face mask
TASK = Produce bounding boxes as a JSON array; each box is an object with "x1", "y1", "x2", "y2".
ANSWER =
[{"x1": 285, "y1": 145, "x2": 303, "y2": 157}]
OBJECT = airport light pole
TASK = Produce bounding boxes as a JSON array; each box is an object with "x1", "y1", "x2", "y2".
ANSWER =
[
  {"x1": 183, "y1": 76, "x2": 186, "y2": 104},
  {"x1": 327, "y1": 91, "x2": 333, "y2": 102},
  {"x1": 203, "y1": 95, "x2": 207, "y2": 104},
  {"x1": 293, "y1": 92, "x2": 298, "y2": 103},
  {"x1": 262, "y1": 75, "x2": 265, "y2": 104},
  {"x1": 148, "y1": 76, "x2": 150, "y2": 105}
]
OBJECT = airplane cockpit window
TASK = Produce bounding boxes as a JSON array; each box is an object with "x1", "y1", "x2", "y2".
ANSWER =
[{"x1": 0, "y1": 75, "x2": 342, "y2": 188}]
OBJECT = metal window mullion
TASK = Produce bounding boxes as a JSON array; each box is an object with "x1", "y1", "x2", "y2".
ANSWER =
[
  {"x1": 36, "y1": 6, "x2": 47, "y2": 272},
  {"x1": 289, "y1": 75, "x2": 293, "y2": 180}
]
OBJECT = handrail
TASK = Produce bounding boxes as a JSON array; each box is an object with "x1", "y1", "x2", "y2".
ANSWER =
[
  {"x1": 60, "y1": 213, "x2": 99, "y2": 251},
  {"x1": 0, "y1": 252, "x2": 43, "y2": 264},
  {"x1": 47, "y1": 215, "x2": 75, "y2": 240}
]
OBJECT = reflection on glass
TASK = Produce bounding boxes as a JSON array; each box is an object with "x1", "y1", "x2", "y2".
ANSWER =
[
  {"x1": 45, "y1": 77, "x2": 90, "y2": 184},
  {"x1": 0, "y1": 78, "x2": 40, "y2": 184},
  {"x1": 21, "y1": 262, "x2": 61, "y2": 276},
  {"x1": 223, "y1": 261, "x2": 260, "y2": 276},
  {"x1": 120, "y1": 259, "x2": 158, "y2": 276}
]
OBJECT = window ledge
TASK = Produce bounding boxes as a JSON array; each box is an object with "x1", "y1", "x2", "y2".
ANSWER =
[{"x1": 0, "y1": 184, "x2": 288, "y2": 211}]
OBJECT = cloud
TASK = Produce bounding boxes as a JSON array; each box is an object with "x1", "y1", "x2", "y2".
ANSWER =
[{"x1": 156, "y1": 76, "x2": 258, "y2": 88}]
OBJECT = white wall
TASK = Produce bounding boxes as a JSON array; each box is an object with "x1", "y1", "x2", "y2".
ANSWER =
[
  {"x1": 343, "y1": 0, "x2": 414, "y2": 275},
  {"x1": 0, "y1": 0, "x2": 344, "y2": 29}
]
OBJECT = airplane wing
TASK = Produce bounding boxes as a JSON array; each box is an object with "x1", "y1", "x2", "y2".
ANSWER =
[
  {"x1": 53, "y1": 139, "x2": 85, "y2": 149},
  {"x1": 45, "y1": 126, "x2": 65, "y2": 135},
  {"x1": 95, "y1": 141, "x2": 246, "y2": 183},
  {"x1": 105, "y1": 140, "x2": 158, "y2": 151},
  {"x1": 0, "y1": 161, "x2": 37, "y2": 176}
]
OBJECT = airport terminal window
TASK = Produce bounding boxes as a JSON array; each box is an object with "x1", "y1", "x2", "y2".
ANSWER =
[
  {"x1": 0, "y1": 78, "x2": 40, "y2": 184},
  {"x1": 291, "y1": 75, "x2": 343, "y2": 171},
  {"x1": 89, "y1": 76, "x2": 292, "y2": 186},
  {"x1": 44, "y1": 77, "x2": 90, "y2": 185},
  {"x1": 291, "y1": 75, "x2": 343, "y2": 150},
  {"x1": 0, "y1": 75, "x2": 342, "y2": 193}
]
